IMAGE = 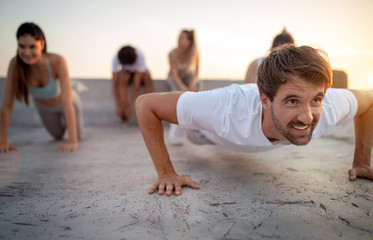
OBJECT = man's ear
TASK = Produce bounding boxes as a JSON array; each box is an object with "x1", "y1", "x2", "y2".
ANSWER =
[{"x1": 260, "y1": 93, "x2": 271, "y2": 109}]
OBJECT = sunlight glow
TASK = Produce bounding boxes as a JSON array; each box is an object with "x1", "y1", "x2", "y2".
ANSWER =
[
  {"x1": 0, "y1": 0, "x2": 372, "y2": 90},
  {"x1": 369, "y1": 75, "x2": 373, "y2": 88},
  {"x1": 336, "y1": 48, "x2": 358, "y2": 55}
]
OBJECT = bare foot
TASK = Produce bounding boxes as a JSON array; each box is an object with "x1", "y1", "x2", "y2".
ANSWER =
[{"x1": 124, "y1": 105, "x2": 132, "y2": 119}]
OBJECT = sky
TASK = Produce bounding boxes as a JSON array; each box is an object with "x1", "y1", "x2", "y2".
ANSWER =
[{"x1": 0, "y1": 0, "x2": 373, "y2": 89}]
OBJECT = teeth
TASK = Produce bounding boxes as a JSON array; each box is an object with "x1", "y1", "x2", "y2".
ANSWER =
[{"x1": 293, "y1": 125, "x2": 308, "y2": 130}]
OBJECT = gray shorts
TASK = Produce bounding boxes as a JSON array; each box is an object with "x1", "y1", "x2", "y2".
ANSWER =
[
  {"x1": 185, "y1": 129, "x2": 215, "y2": 145},
  {"x1": 33, "y1": 90, "x2": 83, "y2": 140}
]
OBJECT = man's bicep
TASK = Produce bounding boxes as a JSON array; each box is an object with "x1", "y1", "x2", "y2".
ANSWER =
[
  {"x1": 151, "y1": 92, "x2": 184, "y2": 124},
  {"x1": 349, "y1": 89, "x2": 373, "y2": 117}
]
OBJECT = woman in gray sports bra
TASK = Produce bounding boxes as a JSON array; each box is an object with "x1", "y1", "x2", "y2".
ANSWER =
[{"x1": 0, "y1": 22, "x2": 83, "y2": 153}]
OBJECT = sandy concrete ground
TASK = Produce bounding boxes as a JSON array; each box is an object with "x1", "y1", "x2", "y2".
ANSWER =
[{"x1": 0, "y1": 122, "x2": 372, "y2": 240}]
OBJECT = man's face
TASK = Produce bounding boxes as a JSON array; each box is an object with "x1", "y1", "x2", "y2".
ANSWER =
[{"x1": 265, "y1": 76, "x2": 325, "y2": 145}]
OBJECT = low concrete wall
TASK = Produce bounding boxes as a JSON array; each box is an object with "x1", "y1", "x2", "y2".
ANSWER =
[
  {"x1": 0, "y1": 78, "x2": 242, "y2": 126},
  {"x1": 0, "y1": 69, "x2": 348, "y2": 126}
]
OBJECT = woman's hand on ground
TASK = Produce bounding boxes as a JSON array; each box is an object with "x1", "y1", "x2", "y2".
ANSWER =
[
  {"x1": 57, "y1": 142, "x2": 78, "y2": 152},
  {"x1": 0, "y1": 143, "x2": 18, "y2": 153}
]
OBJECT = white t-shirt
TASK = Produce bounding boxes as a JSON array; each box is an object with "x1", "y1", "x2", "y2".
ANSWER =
[
  {"x1": 112, "y1": 47, "x2": 147, "y2": 73},
  {"x1": 177, "y1": 84, "x2": 358, "y2": 152}
]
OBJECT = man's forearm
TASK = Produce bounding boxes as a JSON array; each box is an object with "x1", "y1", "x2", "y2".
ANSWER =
[
  {"x1": 353, "y1": 104, "x2": 373, "y2": 167},
  {"x1": 136, "y1": 95, "x2": 177, "y2": 176}
]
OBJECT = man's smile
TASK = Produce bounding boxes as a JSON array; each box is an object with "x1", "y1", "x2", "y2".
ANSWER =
[{"x1": 292, "y1": 124, "x2": 309, "y2": 130}]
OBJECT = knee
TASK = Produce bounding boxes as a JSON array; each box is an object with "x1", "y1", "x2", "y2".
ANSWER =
[{"x1": 52, "y1": 129, "x2": 65, "y2": 140}]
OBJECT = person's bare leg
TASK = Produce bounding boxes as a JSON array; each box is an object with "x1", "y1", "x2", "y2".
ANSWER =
[
  {"x1": 125, "y1": 72, "x2": 143, "y2": 119},
  {"x1": 119, "y1": 71, "x2": 131, "y2": 120},
  {"x1": 112, "y1": 73, "x2": 122, "y2": 118},
  {"x1": 143, "y1": 70, "x2": 153, "y2": 94}
]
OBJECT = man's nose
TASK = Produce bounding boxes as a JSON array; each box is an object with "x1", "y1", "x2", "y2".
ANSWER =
[{"x1": 298, "y1": 105, "x2": 314, "y2": 124}]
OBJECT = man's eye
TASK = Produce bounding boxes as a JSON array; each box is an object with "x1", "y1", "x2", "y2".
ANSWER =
[
  {"x1": 288, "y1": 99, "x2": 297, "y2": 104},
  {"x1": 312, "y1": 98, "x2": 321, "y2": 103}
]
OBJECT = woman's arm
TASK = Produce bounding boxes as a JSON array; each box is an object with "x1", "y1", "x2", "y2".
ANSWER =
[
  {"x1": 169, "y1": 52, "x2": 188, "y2": 91},
  {"x1": 189, "y1": 53, "x2": 199, "y2": 92},
  {"x1": 244, "y1": 59, "x2": 258, "y2": 83},
  {"x1": 55, "y1": 54, "x2": 78, "y2": 152},
  {"x1": 348, "y1": 89, "x2": 373, "y2": 181},
  {"x1": 0, "y1": 58, "x2": 18, "y2": 153}
]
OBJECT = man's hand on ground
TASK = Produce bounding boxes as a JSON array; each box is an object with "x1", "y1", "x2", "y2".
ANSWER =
[{"x1": 149, "y1": 174, "x2": 200, "y2": 196}]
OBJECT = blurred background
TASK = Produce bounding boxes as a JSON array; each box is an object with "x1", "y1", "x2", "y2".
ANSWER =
[{"x1": 0, "y1": 0, "x2": 372, "y2": 89}]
